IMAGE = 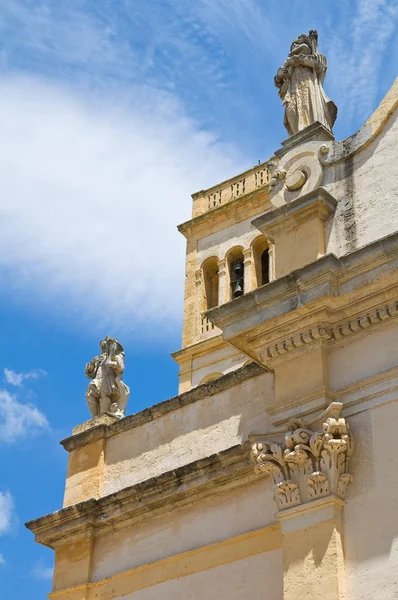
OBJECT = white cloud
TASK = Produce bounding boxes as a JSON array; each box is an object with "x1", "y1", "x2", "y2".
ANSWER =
[
  {"x1": 31, "y1": 560, "x2": 54, "y2": 580},
  {"x1": 0, "y1": 389, "x2": 49, "y2": 443},
  {"x1": 0, "y1": 75, "x2": 242, "y2": 337},
  {"x1": 0, "y1": 553, "x2": 5, "y2": 565},
  {"x1": 324, "y1": 0, "x2": 398, "y2": 124},
  {"x1": 0, "y1": 491, "x2": 14, "y2": 535},
  {"x1": 4, "y1": 368, "x2": 46, "y2": 387}
]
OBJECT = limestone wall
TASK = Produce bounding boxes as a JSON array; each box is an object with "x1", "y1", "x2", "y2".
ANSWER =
[
  {"x1": 92, "y1": 479, "x2": 277, "y2": 582},
  {"x1": 102, "y1": 369, "x2": 273, "y2": 497},
  {"x1": 112, "y1": 549, "x2": 283, "y2": 600},
  {"x1": 326, "y1": 105, "x2": 398, "y2": 258}
]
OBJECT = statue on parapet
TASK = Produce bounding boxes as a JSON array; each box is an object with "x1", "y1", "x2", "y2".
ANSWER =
[
  {"x1": 85, "y1": 337, "x2": 130, "y2": 418},
  {"x1": 274, "y1": 30, "x2": 337, "y2": 136}
]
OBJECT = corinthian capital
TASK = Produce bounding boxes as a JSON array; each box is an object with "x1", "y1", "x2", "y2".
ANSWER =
[{"x1": 250, "y1": 402, "x2": 354, "y2": 512}]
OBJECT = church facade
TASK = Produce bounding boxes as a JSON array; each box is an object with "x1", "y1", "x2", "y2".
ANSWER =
[{"x1": 27, "y1": 33, "x2": 398, "y2": 600}]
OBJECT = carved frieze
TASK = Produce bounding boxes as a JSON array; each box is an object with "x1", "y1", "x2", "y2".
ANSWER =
[
  {"x1": 260, "y1": 300, "x2": 398, "y2": 363},
  {"x1": 250, "y1": 403, "x2": 354, "y2": 511}
]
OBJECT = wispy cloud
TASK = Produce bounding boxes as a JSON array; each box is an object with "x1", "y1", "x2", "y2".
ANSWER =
[
  {"x1": 4, "y1": 368, "x2": 46, "y2": 387},
  {"x1": 0, "y1": 1, "x2": 395, "y2": 340},
  {"x1": 31, "y1": 559, "x2": 54, "y2": 580},
  {"x1": 323, "y1": 0, "x2": 398, "y2": 125},
  {"x1": 0, "y1": 553, "x2": 5, "y2": 565},
  {"x1": 0, "y1": 390, "x2": 49, "y2": 443},
  {"x1": 0, "y1": 491, "x2": 14, "y2": 535},
  {"x1": 0, "y1": 74, "x2": 241, "y2": 336}
]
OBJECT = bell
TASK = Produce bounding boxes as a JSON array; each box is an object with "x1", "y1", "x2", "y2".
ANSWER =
[
  {"x1": 233, "y1": 279, "x2": 243, "y2": 298},
  {"x1": 233, "y1": 261, "x2": 244, "y2": 298}
]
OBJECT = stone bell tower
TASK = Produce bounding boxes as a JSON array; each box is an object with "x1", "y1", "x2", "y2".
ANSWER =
[{"x1": 172, "y1": 160, "x2": 276, "y2": 392}]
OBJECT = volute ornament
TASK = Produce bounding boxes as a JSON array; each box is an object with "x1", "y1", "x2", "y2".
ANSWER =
[
  {"x1": 250, "y1": 403, "x2": 354, "y2": 512},
  {"x1": 85, "y1": 337, "x2": 130, "y2": 419},
  {"x1": 268, "y1": 140, "x2": 330, "y2": 207}
]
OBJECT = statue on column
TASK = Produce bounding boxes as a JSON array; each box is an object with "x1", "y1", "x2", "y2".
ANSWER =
[
  {"x1": 274, "y1": 30, "x2": 337, "y2": 136},
  {"x1": 85, "y1": 337, "x2": 130, "y2": 418}
]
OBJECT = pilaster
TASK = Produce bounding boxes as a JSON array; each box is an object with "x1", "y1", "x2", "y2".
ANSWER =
[
  {"x1": 250, "y1": 402, "x2": 353, "y2": 599},
  {"x1": 278, "y1": 497, "x2": 346, "y2": 600},
  {"x1": 242, "y1": 248, "x2": 254, "y2": 293},
  {"x1": 217, "y1": 258, "x2": 227, "y2": 305}
]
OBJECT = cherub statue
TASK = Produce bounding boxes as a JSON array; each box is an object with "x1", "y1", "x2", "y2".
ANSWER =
[
  {"x1": 85, "y1": 337, "x2": 130, "y2": 418},
  {"x1": 274, "y1": 30, "x2": 337, "y2": 136}
]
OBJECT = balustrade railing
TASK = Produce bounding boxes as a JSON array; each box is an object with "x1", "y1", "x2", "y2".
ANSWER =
[
  {"x1": 201, "y1": 314, "x2": 216, "y2": 335},
  {"x1": 193, "y1": 161, "x2": 271, "y2": 217}
]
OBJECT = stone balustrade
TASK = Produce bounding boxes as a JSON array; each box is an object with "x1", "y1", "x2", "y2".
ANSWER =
[{"x1": 192, "y1": 160, "x2": 271, "y2": 218}]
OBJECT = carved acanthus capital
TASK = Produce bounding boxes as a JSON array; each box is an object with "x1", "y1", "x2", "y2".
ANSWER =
[{"x1": 250, "y1": 402, "x2": 354, "y2": 511}]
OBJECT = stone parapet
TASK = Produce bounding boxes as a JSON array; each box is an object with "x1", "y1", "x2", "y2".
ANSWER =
[{"x1": 61, "y1": 362, "x2": 264, "y2": 453}]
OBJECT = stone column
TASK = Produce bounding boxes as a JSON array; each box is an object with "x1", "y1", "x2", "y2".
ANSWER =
[
  {"x1": 243, "y1": 248, "x2": 253, "y2": 293},
  {"x1": 217, "y1": 259, "x2": 227, "y2": 305}
]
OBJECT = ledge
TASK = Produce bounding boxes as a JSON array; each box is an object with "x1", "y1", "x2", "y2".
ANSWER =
[
  {"x1": 26, "y1": 443, "x2": 256, "y2": 548},
  {"x1": 275, "y1": 121, "x2": 334, "y2": 158},
  {"x1": 252, "y1": 187, "x2": 337, "y2": 237},
  {"x1": 205, "y1": 231, "x2": 398, "y2": 361},
  {"x1": 177, "y1": 185, "x2": 271, "y2": 237},
  {"x1": 60, "y1": 362, "x2": 265, "y2": 452}
]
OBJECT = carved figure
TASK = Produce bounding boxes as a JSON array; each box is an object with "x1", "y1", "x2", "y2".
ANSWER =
[
  {"x1": 85, "y1": 337, "x2": 130, "y2": 418},
  {"x1": 274, "y1": 30, "x2": 337, "y2": 136}
]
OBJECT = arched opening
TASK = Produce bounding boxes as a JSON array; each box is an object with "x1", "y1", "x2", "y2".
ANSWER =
[
  {"x1": 261, "y1": 248, "x2": 270, "y2": 286},
  {"x1": 200, "y1": 372, "x2": 223, "y2": 385},
  {"x1": 252, "y1": 236, "x2": 271, "y2": 288},
  {"x1": 227, "y1": 247, "x2": 244, "y2": 300},
  {"x1": 201, "y1": 256, "x2": 219, "y2": 310}
]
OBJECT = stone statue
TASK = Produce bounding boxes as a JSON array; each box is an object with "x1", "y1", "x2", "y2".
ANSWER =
[
  {"x1": 274, "y1": 30, "x2": 337, "y2": 136},
  {"x1": 85, "y1": 337, "x2": 130, "y2": 418}
]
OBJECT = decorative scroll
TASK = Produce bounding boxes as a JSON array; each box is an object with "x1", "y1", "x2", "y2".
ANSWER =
[{"x1": 250, "y1": 403, "x2": 354, "y2": 511}]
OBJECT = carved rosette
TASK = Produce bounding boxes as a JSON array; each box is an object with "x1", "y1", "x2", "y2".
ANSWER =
[
  {"x1": 250, "y1": 403, "x2": 354, "y2": 511},
  {"x1": 268, "y1": 141, "x2": 330, "y2": 208}
]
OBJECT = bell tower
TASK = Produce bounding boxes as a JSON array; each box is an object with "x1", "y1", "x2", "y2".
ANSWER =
[{"x1": 172, "y1": 162, "x2": 275, "y2": 392}]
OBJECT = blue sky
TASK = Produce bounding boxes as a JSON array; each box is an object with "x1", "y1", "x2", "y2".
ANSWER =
[{"x1": 0, "y1": 1, "x2": 396, "y2": 598}]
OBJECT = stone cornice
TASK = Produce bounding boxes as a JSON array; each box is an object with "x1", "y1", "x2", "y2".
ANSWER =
[
  {"x1": 60, "y1": 362, "x2": 265, "y2": 453},
  {"x1": 171, "y1": 332, "x2": 225, "y2": 363},
  {"x1": 26, "y1": 443, "x2": 255, "y2": 549},
  {"x1": 177, "y1": 186, "x2": 271, "y2": 238},
  {"x1": 262, "y1": 298, "x2": 398, "y2": 362},
  {"x1": 206, "y1": 231, "x2": 398, "y2": 361},
  {"x1": 253, "y1": 187, "x2": 337, "y2": 239}
]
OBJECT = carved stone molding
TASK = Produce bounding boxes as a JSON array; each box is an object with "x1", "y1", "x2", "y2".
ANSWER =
[
  {"x1": 268, "y1": 140, "x2": 330, "y2": 208},
  {"x1": 250, "y1": 402, "x2": 354, "y2": 511},
  {"x1": 260, "y1": 299, "x2": 398, "y2": 362}
]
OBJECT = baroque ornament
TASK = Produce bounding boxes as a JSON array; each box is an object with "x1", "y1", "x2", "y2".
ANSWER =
[
  {"x1": 85, "y1": 337, "x2": 130, "y2": 419},
  {"x1": 268, "y1": 141, "x2": 329, "y2": 208},
  {"x1": 250, "y1": 403, "x2": 354, "y2": 511}
]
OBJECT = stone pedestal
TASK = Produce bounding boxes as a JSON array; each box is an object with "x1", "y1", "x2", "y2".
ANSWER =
[{"x1": 62, "y1": 414, "x2": 118, "y2": 508}]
